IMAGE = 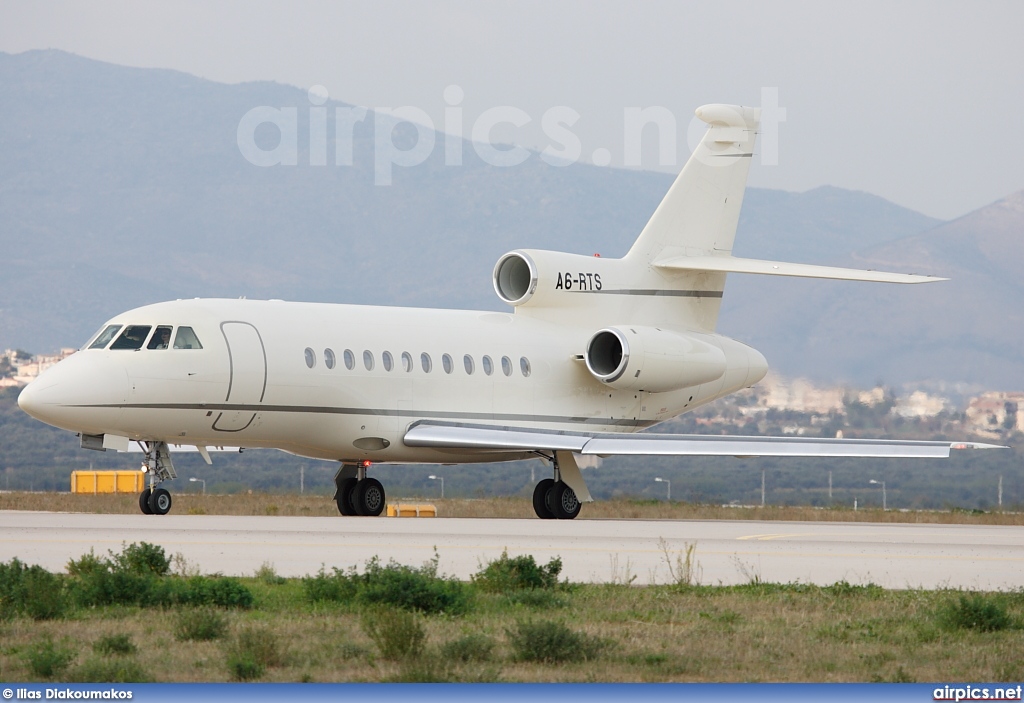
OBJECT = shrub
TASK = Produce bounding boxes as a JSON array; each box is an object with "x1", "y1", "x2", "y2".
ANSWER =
[
  {"x1": 66, "y1": 657, "x2": 151, "y2": 683},
  {"x1": 93, "y1": 634, "x2": 137, "y2": 656},
  {"x1": 361, "y1": 606, "x2": 427, "y2": 660},
  {"x1": 358, "y1": 555, "x2": 470, "y2": 615},
  {"x1": 0, "y1": 559, "x2": 68, "y2": 620},
  {"x1": 473, "y1": 551, "x2": 562, "y2": 593},
  {"x1": 233, "y1": 625, "x2": 284, "y2": 668},
  {"x1": 940, "y1": 594, "x2": 1014, "y2": 632},
  {"x1": 302, "y1": 567, "x2": 358, "y2": 603},
  {"x1": 23, "y1": 636, "x2": 76, "y2": 678},
  {"x1": 440, "y1": 633, "x2": 495, "y2": 662},
  {"x1": 506, "y1": 589, "x2": 566, "y2": 609},
  {"x1": 255, "y1": 562, "x2": 287, "y2": 585},
  {"x1": 176, "y1": 576, "x2": 254, "y2": 609},
  {"x1": 227, "y1": 653, "x2": 264, "y2": 681},
  {"x1": 110, "y1": 542, "x2": 170, "y2": 577},
  {"x1": 174, "y1": 607, "x2": 229, "y2": 641},
  {"x1": 506, "y1": 620, "x2": 604, "y2": 663}
]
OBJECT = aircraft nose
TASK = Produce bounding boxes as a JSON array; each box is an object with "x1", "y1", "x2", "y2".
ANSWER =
[{"x1": 17, "y1": 354, "x2": 129, "y2": 433}]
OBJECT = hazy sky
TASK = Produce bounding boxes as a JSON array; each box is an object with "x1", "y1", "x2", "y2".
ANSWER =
[{"x1": 2, "y1": 0, "x2": 1022, "y2": 219}]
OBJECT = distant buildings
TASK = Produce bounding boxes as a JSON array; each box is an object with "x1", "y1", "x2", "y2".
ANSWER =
[{"x1": 0, "y1": 348, "x2": 77, "y2": 388}]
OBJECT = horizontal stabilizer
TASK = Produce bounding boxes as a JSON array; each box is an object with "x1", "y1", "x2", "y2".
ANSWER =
[
  {"x1": 653, "y1": 255, "x2": 946, "y2": 284},
  {"x1": 404, "y1": 421, "x2": 1003, "y2": 459}
]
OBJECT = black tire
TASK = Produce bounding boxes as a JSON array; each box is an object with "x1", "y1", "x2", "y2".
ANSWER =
[
  {"x1": 551, "y1": 482, "x2": 581, "y2": 520},
  {"x1": 532, "y1": 478, "x2": 555, "y2": 519},
  {"x1": 149, "y1": 487, "x2": 172, "y2": 515},
  {"x1": 336, "y1": 477, "x2": 358, "y2": 516},
  {"x1": 139, "y1": 488, "x2": 153, "y2": 515},
  {"x1": 354, "y1": 478, "x2": 386, "y2": 516}
]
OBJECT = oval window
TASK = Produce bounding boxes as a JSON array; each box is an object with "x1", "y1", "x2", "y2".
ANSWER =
[
  {"x1": 501, "y1": 356, "x2": 513, "y2": 376},
  {"x1": 482, "y1": 355, "x2": 493, "y2": 376},
  {"x1": 304, "y1": 347, "x2": 316, "y2": 368},
  {"x1": 520, "y1": 356, "x2": 531, "y2": 377},
  {"x1": 463, "y1": 354, "x2": 475, "y2": 375},
  {"x1": 324, "y1": 348, "x2": 336, "y2": 370},
  {"x1": 442, "y1": 354, "x2": 453, "y2": 374},
  {"x1": 421, "y1": 352, "x2": 432, "y2": 373},
  {"x1": 402, "y1": 351, "x2": 413, "y2": 372},
  {"x1": 382, "y1": 351, "x2": 394, "y2": 372},
  {"x1": 363, "y1": 350, "x2": 375, "y2": 371},
  {"x1": 344, "y1": 349, "x2": 355, "y2": 370}
]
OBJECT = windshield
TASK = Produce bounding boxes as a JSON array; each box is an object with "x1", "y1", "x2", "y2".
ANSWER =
[{"x1": 86, "y1": 325, "x2": 123, "y2": 350}]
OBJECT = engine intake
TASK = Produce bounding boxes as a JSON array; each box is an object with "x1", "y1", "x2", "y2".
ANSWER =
[
  {"x1": 493, "y1": 252, "x2": 538, "y2": 306},
  {"x1": 584, "y1": 326, "x2": 727, "y2": 393}
]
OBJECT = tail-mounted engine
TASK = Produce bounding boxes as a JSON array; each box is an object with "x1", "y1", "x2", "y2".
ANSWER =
[{"x1": 584, "y1": 326, "x2": 727, "y2": 393}]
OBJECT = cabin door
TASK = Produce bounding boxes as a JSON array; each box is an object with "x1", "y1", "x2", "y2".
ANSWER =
[{"x1": 212, "y1": 321, "x2": 267, "y2": 432}]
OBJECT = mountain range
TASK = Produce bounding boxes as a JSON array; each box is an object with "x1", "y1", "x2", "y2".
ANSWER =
[{"x1": 1, "y1": 50, "x2": 1020, "y2": 389}]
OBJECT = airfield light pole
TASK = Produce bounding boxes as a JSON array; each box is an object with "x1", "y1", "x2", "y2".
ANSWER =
[
  {"x1": 189, "y1": 477, "x2": 206, "y2": 495},
  {"x1": 654, "y1": 477, "x2": 671, "y2": 501},
  {"x1": 761, "y1": 469, "x2": 766, "y2": 507},
  {"x1": 869, "y1": 479, "x2": 886, "y2": 511},
  {"x1": 428, "y1": 474, "x2": 444, "y2": 499}
]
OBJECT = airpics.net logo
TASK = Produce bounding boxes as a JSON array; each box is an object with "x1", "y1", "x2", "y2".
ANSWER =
[{"x1": 236, "y1": 86, "x2": 786, "y2": 185}]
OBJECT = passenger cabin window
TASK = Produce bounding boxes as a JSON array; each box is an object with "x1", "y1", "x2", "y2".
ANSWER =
[
  {"x1": 304, "y1": 347, "x2": 316, "y2": 368},
  {"x1": 482, "y1": 355, "x2": 493, "y2": 376},
  {"x1": 520, "y1": 357, "x2": 531, "y2": 377},
  {"x1": 421, "y1": 353, "x2": 432, "y2": 373},
  {"x1": 363, "y1": 350, "x2": 374, "y2": 371},
  {"x1": 402, "y1": 352, "x2": 413, "y2": 372},
  {"x1": 442, "y1": 354, "x2": 453, "y2": 374},
  {"x1": 382, "y1": 351, "x2": 394, "y2": 372},
  {"x1": 324, "y1": 348, "x2": 336, "y2": 369},
  {"x1": 173, "y1": 327, "x2": 203, "y2": 350},
  {"x1": 463, "y1": 354, "x2": 474, "y2": 375},
  {"x1": 87, "y1": 325, "x2": 122, "y2": 350},
  {"x1": 501, "y1": 356, "x2": 513, "y2": 376},
  {"x1": 110, "y1": 325, "x2": 152, "y2": 350},
  {"x1": 344, "y1": 349, "x2": 355, "y2": 370},
  {"x1": 147, "y1": 326, "x2": 173, "y2": 350}
]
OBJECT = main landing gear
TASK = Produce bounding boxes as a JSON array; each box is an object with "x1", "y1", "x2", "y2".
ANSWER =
[
  {"x1": 334, "y1": 461, "x2": 386, "y2": 516},
  {"x1": 138, "y1": 440, "x2": 177, "y2": 515},
  {"x1": 532, "y1": 453, "x2": 583, "y2": 520}
]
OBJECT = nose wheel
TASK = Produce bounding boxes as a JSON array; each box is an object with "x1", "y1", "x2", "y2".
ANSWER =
[{"x1": 137, "y1": 441, "x2": 177, "y2": 516}]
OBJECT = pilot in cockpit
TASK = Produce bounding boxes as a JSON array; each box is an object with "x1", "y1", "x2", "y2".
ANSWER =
[{"x1": 150, "y1": 328, "x2": 172, "y2": 350}]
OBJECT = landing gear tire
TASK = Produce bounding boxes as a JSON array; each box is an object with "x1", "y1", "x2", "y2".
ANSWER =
[
  {"x1": 550, "y1": 482, "x2": 581, "y2": 520},
  {"x1": 149, "y1": 487, "x2": 172, "y2": 515},
  {"x1": 139, "y1": 488, "x2": 154, "y2": 515},
  {"x1": 353, "y1": 478, "x2": 386, "y2": 516},
  {"x1": 336, "y1": 477, "x2": 358, "y2": 516},
  {"x1": 533, "y1": 478, "x2": 555, "y2": 519}
]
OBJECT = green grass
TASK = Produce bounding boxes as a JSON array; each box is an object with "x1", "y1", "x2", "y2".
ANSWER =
[{"x1": 3, "y1": 549, "x2": 1024, "y2": 682}]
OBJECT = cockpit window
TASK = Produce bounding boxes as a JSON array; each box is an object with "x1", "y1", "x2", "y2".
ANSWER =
[
  {"x1": 87, "y1": 325, "x2": 122, "y2": 350},
  {"x1": 173, "y1": 326, "x2": 203, "y2": 350},
  {"x1": 110, "y1": 325, "x2": 152, "y2": 350},
  {"x1": 147, "y1": 326, "x2": 173, "y2": 350}
]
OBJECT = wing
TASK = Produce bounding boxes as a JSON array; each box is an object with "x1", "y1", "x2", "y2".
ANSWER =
[{"x1": 403, "y1": 421, "x2": 1003, "y2": 458}]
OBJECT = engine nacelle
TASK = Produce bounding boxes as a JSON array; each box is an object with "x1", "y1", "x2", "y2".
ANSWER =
[{"x1": 584, "y1": 326, "x2": 727, "y2": 393}]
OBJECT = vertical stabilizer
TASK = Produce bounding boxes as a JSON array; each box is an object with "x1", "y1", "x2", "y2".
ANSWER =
[{"x1": 625, "y1": 104, "x2": 760, "y2": 264}]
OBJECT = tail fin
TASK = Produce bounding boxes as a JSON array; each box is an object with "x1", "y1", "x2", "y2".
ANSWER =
[{"x1": 625, "y1": 104, "x2": 760, "y2": 264}]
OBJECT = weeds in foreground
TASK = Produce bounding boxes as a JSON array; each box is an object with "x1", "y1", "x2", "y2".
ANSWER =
[
  {"x1": 939, "y1": 594, "x2": 1015, "y2": 632},
  {"x1": 440, "y1": 633, "x2": 496, "y2": 663},
  {"x1": 506, "y1": 620, "x2": 605, "y2": 663},
  {"x1": 92, "y1": 633, "x2": 137, "y2": 656},
  {"x1": 23, "y1": 636, "x2": 76, "y2": 678},
  {"x1": 174, "y1": 607, "x2": 229, "y2": 641},
  {"x1": 66, "y1": 657, "x2": 151, "y2": 683},
  {"x1": 473, "y1": 550, "x2": 563, "y2": 592},
  {"x1": 361, "y1": 606, "x2": 427, "y2": 660},
  {"x1": 658, "y1": 538, "x2": 700, "y2": 588},
  {"x1": 226, "y1": 625, "x2": 284, "y2": 681}
]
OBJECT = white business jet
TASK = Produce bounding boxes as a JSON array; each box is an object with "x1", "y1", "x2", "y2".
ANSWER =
[{"x1": 18, "y1": 103, "x2": 999, "y2": 519}]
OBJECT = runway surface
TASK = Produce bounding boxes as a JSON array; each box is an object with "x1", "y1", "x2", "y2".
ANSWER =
[{"x1": 2, "y1": 511, "x2": 1023, "y2": 590}]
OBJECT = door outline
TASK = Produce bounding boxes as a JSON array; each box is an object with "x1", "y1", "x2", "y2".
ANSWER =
[{"x1": 212, "y1": 321, "x2": 267, "y2": 432}]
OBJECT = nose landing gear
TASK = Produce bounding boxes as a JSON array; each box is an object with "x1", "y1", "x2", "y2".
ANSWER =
[
  {"x1": 138, "y1": 441, "x2": 176, "y2": 515},
  {"x1": 333, "y1": 461, "x2": 386, "y2": 517}
]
